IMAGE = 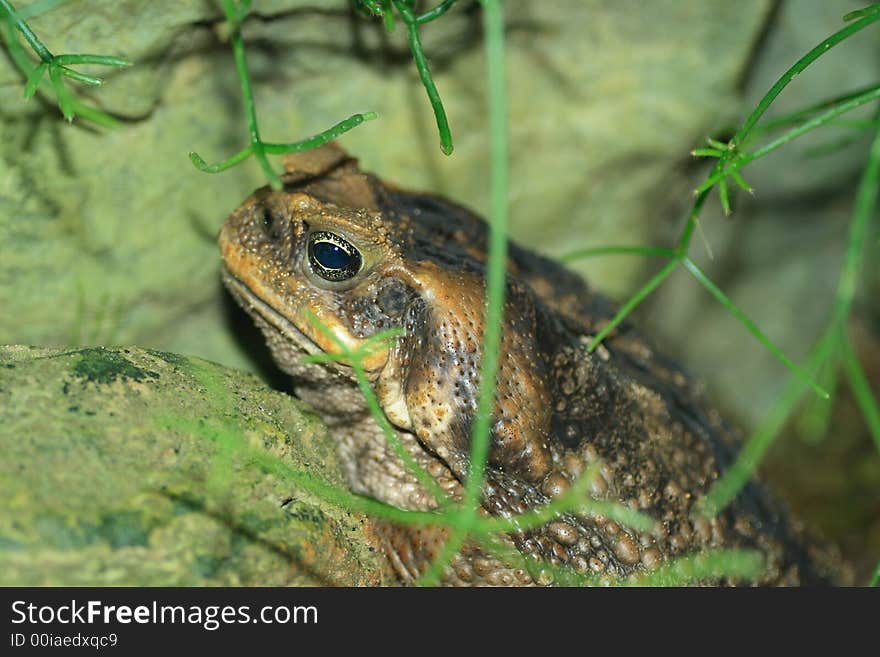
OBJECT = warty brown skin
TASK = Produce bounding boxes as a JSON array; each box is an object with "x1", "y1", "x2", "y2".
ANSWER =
[{"x1": 219, "y1": 142, "x2": 835, "y2": 586}]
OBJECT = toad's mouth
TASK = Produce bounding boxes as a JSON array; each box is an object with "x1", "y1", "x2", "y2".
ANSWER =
[{"x1": 221, "y1": 268, "x2": 323, "y2": 357}]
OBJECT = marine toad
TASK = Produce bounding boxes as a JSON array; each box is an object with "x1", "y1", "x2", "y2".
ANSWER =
[{"x1": 219, "y1": 142, "x2": 833, "y2": 585}]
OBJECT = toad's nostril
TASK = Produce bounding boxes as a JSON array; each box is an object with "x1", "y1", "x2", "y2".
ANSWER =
[{"x1": 260, "y1": 206, "x2": 283, "y2": 242}]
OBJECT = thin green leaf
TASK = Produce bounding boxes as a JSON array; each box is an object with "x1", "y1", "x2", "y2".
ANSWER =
[
  {"x1": 841, "y1": 337, "x2": 880, "y2": 454},
  {"x1": 417, "y1": 0, "x2": 457, "y2": 24},
  {"x1": 682, "y1": 257, "x2": 827, "y2": 399},
  {"x1": 623, "y1": 550, "x2": 766, "y2": 587},
  {"x1": 47, "y1": 62, "x2": 74, "y2": 120},
  {"x1": 262, "y1": 112, "x2": 378, "y2": 154},
  {"x1": 695, "y1": 332, "x2": 837, "y2": 518},
  {"x1": 393, "y1": 0, "x2": 453, "y2": 154},
  {"x1": 54, "y1": 53, "x2": 130, "y2": 67},
  {"x1": 59, "y1": 65, "x2": 103, "y2": 86},
  {"x1": 732, "y1": 5, "x2": 880, "y2": 147},
  {"x1": 588, "y1": 259, "x2": 678, "y2": 351},
  {"x1": 188, "y1": 146, "x2": 253, "y2": 173},
  {"x1": 23, "y1": 60, "x2": 46, "y2": 98},
  {"x1": 795, "y1": 342, "x2": 840, "y2": 443},
  {"x1": 843, "y1": 5, "x2": 880, "y2": 22},
  {"x1": 718, "y1": 177, "x2": 731, "y2": 215},
  {"x1": 729, "y1": 169, "x2": 753, "y2": 194}
]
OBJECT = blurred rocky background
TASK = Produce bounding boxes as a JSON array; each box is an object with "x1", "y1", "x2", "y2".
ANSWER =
[{"x1": 1, "y1": 0, "x2": 877, "y2": 581}]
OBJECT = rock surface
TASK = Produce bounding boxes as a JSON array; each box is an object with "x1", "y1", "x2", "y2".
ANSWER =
[
  {"x1": 0, "y1": 346, "x2": 391, "y2": 585},
  {"x1": 1, "y1": 0, "x2": 772, "y2": 363}
]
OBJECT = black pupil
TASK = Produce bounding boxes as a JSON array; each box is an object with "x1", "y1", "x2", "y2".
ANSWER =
[
  {"x1": 313, "y1": 241, "x2": 350, "y2": 269},
  {"x1": 308, "y1": 232, "x2": 361, "y2": 281}
]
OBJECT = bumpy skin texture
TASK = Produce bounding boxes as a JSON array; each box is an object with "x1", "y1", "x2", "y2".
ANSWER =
[{"x1": 219, "y1": 143, "x2": 834, "y2": 586}]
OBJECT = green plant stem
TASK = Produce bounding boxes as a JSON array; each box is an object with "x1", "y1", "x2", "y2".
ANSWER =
[
  {"x1": 731, "y1": 4, "x2": 880, "y2": 149},
  {"x1": 697, "y1": 85, "x2": 880, "y2": 194},
  {"x1": 832, "y1": 121, "x2": 880, "y2": 326},
  {"x1": 682, "y1": 257, "x2": 827, "y2": 399},
  {"x1": 392, "y1": 0, "x2": 453, "y2": 155},
  {"x1": 585, "y1": 187, "x2": 713, "y2": 350},
  {"x1": 622, "y1": 550, "x2": 766, "y2": 587},
  {"x1": 189, "y1": 2, "x2": 376, "y2": 186},
  {"x1": 795, "y1": 345, "x2": 840, "y2": 442},
  {"x1": 416, "y1": 0, "x2": 506, "y2": 585},
  {"x1": 189, "y1": 113, "x2": 377, "y2": 173},
  {"x1": 588, "y1": 259, "x2": 678, "y2": 348},
  {"x1": 751, "y1": 83, "x2": 880, "y2": 137},
  {"x1": 466, "y1": 0, "x2": 508, "y2": 528},
  {"x1": 0, "y1": 0, "x2": 50, "y2": 58},
  {"x1": 417, "y1": 0, "x2": 457, "y2": 24},
  {"x1": 262, "y1": 112, "x2": 377, "y2": 152},
  {"x1": 0, "y1": 0, "x2": 128, "y2": 123},
  {"x1": 581, "y1": 35, "x2": 880, "y2": 397},
  {"x1": 870, "y1": 558, "x2": 880, "y2": 587},
  {"x1": 841, "y1": 337, "x2": 880, "y2": 454},
  {"x1": 693, "y1": 331, "x2": 837, "y2": 518},
  {"x1": 697, "y1": 120, "x2": 880, "y2": 517},
  {"x1": 223, "y1": 0, "x2": 277, "y2": 187}
]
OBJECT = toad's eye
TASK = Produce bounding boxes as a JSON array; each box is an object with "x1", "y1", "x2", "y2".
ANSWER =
[{"x1": 307, "y1": 231, "x2": 362, "y2": 282}]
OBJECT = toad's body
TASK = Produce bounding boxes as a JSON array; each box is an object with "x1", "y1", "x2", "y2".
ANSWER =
[{"x1": 220, "y1": 143, "x2": 832, "y2": 585}]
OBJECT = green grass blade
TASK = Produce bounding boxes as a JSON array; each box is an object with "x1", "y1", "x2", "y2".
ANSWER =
[
  {"x1": 54, "y1": 53, "x2": 130, "y2": 67},
  {"x1": 830, "y1": 116, "x2": 880, "y2": 326},
  {"x1": 418, "y1": 0, "x2": 457, "y2": 24},
  {"x1": 841, "y1": 337, "x2": 880, "y2": 454},
  {"x1": 189, "y1": 146, "x2": 253, "y2": 173},
  {"x1": 694, "y1": 332, "x2": 837, "y2": 518},
  {"x1": 623, "y1": 549, "x2": 766, "y2": 586},
  {"x1": 414, "y1": 0, "x2": 507, "y2": 585},
  {"x1": 0, "y1": 0, "x2": 51, "y2": 59},
  {"x1": 718, "y1": 177, "x2": 731, "y2": 215},
  {"x1": 731, "y1": 5, "x2": 880, "y2": 147},
  {"x1": 588, "y1": 259, "x2": 678, "y2": 351},
  {"x1": 415, "y1": 530, "x2": 467, "y2": 586},
  {"x1": 47, "y1": 62, "x2": 74, "y2": 120},
  {"x1": 751, "y1": 83, "x2": 880, "y2": 136},
  {"x1": 844, "y1": 5, "x2": 880, "y2": 22},
  {"x1": 698, "y1": 86, "x2": 880, "y2": 194},
  {"x1": 749, "y1": 86, "x2": 880, "y2": 162},
  {"x1": 795, "y1": 343, "x2": 840, "y2": 443},
  {"x1": 473, "y1": 462, "x2": 655, "y2": 535},
  {"x1": 23, "y1": 60, "x2": 46, "y2": 98},
  {"x1": 394, "y1": 0, "x2": 453, "y2": 154},
  {"x1": 682, "y1": 257, "x2": 827, "y2": 399},
  {"x1": 463, "y1": 0, "x2": 508, "y2": 513},
  {"x1": 262, "y1": 112, "x2": 378, "y2": 154},
  {"x1": 59, "y1": 65, "x2": 103, "y2": 86}
]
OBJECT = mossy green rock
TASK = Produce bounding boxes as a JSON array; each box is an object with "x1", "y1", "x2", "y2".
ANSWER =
[{"x1": 0, "y1": 346, "x2": 391, "y2": 586}]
